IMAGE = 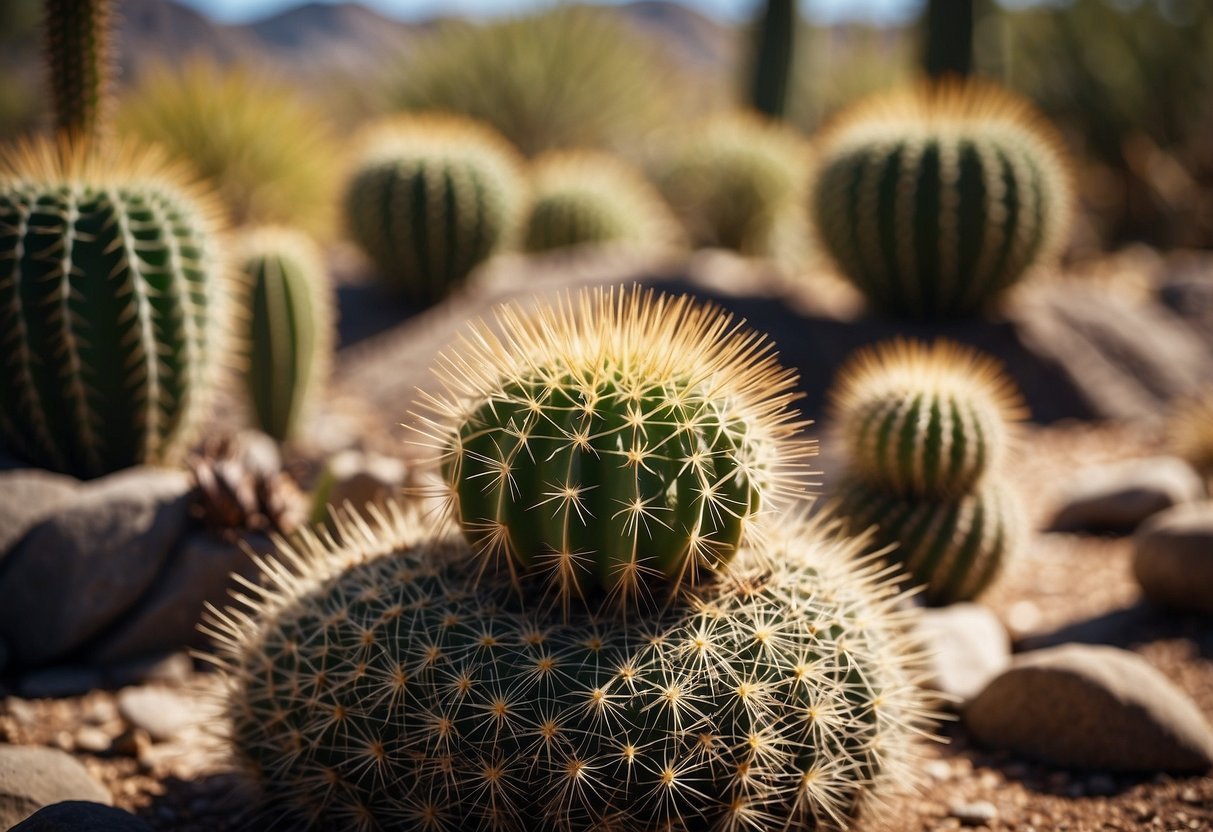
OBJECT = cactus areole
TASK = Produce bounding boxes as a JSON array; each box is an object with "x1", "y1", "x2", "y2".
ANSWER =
[{"x1": 420, "y1": 287, "x2": 813, "y2": 605}]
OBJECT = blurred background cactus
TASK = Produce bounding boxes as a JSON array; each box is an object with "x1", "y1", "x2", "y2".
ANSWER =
[
  {"x1": 809, "y1": 80, "x2": 1074, "y2": 319},
  {"x1": 747, "y1": 0, "x2": 796, "y2": 119},
  {"x1": 829, "y1": 339, "x2": 1027, "y2": 604},
  {"x1": 117, "y1": 59, "x2": 340, "y2": 238},
  {"x1": 1170, "y1": 390, "x2": 1213, "y2": 492},
  {"x1": 522, "y1": 151, "x2": 682, "y2": 254},
  {"x1": 238, "y1": 227, "x2": 333, "y2": 443},
  {"x1": 343, "y1": 114, "x2": 525, "y2": 305},
  {"x1": 44, "y1": 0, "x2": 115, "y2": 140},
  {"x1": 921, "y1": 0, "x2": 974, "y2": 78}
]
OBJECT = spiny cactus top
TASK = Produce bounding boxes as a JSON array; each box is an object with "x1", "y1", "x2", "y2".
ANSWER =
[
  {"x1": 238, "y1": 226, "x2": 333, "y2": 442},
  {"x1": 0, "y1": 138, "x2": 235, "y2": 478},
  {"x1": 523, "y1": 150, "x2": 683, "y2": 254},
  {"x1": 210, "y1": 503, "x2": 936, "y2": 832},
  {"x1": 810, "y1": 80, "x2": 1073, "y2": 319},
  {"x1": 417, "y1": 286, "x2": 813, "y2": 608},
  {"x1": 343, "y1": 114, "x2": 525, "y2": 305},
  {"x1": 830, "y1": 339, "x2": 1025, "y2": 497}
]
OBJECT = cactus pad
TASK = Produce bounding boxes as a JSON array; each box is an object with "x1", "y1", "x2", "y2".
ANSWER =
[{"x1": 810, "y1": 80, "x2": 1073, "y2": 319}]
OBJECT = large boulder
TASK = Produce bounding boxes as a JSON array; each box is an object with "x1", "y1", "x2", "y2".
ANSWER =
[
  {"x1": 0, "y1": 746, "x2": 111, "y2": 828},
  {"x1": 0, "y1": 470, "x2": 79, "y2": 562},
  {"x1": 917, "y1": 603, "x2": 1010, "y2": 706},
  {"x1": 1133, "y1": 502, "x2": 1213, "y2": 615},
  {"x1": 1047, "y1": 456, "x2": 1204, "y2": 533}
]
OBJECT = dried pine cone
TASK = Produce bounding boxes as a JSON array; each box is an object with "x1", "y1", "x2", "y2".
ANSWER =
[{"x1": 188, "y1": 433, "x2": 307, "y2": 541}]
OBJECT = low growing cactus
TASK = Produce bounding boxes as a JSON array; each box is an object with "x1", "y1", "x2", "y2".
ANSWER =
[
  {"x1": 211, "y1": 504, "x2": 935, "y2": 832},
  {"x1": 0, "y1": 139, "x2": 234, "y2": 477},
  {"x1": 523, "y1": 151, "x2": 682, "y2": 254},
  {"x1": 343, "y1": 114, "x2": 524, "y2": 305},
  {"x1": 418, "y1": 287, "x2": 812, "y2": 606},
  {"x1": 239, "y1": 227, "x2": 333, "y2": 442},
  {"x1": 810, "y1": 80, "x2": 1073, "y2": 319}
]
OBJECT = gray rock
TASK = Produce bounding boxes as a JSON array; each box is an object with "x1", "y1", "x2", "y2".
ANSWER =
[
  {"x1": 15, "y1": 667, "x2": 104, "y2": 700},
  {"x1": 310, "y1": 450, "x2": 409, "y2": 525},
  {"x1": 0, "y1": 468, "x2": 191, "y2": 665},
  {"x1": 917, "y1": 603, "x2": 1010, "y2": 705},
  {"x1": 0, "y1": 470, "x2": 79, "y2": 562},
  {"x1": 9, "y1": 801, "x2": 151, "y2": 831},
  {"x1": 1048, "y1": 456, "x2": 1204, "y2": 533},
  {"x1": 1134, "y1": 502, "x2": 1213, "y2": 615},
  {"x1": 116, "y1": 687, "x2": 198, "y2": 742},
  {"x1": 966, "y1": 644, "x2": 1213, "y2": 772},
  {"x1": 89, "y1": 532, "x2": 268, "y2": 664},
  {"x1": 0, "y1": 746, "x2": 111, "y2": 828}
]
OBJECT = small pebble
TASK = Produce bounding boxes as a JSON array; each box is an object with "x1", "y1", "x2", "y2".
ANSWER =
[
  {"x1": 923, "y1": 759, "x2": 952, "y2": 781},
  {"x1": 949, "y1": 800, "x2": 998, "y2": 826},
  {"x1": 74, "y1": 725, "x2": 113, "y2": 754}
]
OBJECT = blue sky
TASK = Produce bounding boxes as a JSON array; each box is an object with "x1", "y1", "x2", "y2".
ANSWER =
[{"x1": 179, "y1": 0, "x2": 924, "y2": 25}]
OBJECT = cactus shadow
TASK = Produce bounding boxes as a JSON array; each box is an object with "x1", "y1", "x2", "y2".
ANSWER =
[
  {"x1": 1013, "y1": 600, "x2": 1213, "y2": 660},
  {"x1": 136, "y1": 770, "x2": 264, "y2": 832},
  {"x1": 335, "y1": 281, "x2": 426, "y2": 349}
]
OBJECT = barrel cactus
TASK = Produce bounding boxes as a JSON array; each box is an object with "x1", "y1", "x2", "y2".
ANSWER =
[
  {"x1": 0, "y1": 138, "x2": 234, "y2": 477},
  {"x1": 522, "y1": 151, "x2": 682, "y2": 254},
  {"x1": 343, "y1": 114, "x2": 524, "y2": 305},
  {"x1": 418, "y1": 287, "x2": 812, "y2": 606},
  {"x1": 809, "y1": 79, "x2": 1073, "y2": 319},
  {"x1": 212, "y1": 503, "x2": 935, "y2": 832},
  {"x1": 829, "y1": 339, "x2": 1026, "y2": 604},
  {"x1": 238, "y1": 226, "x2": 333, "y2": 442}
]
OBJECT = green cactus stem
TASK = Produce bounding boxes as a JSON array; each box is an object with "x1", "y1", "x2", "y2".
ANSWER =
[
  {"x1": 417, "y1": 286, "x2": 813, "y2": 607},
  {"x1": 748, "y1": 0, "x2": 796, "y2": 119},
  {"x1": 810, "y1": 80, "x2": 1073, "y2": 319},
  {"x1": 922, "y1": 0, "x2": 974, "y2": 78},
  {"x1": 210, "y1": 503, "x2": 937, "y2": 832},
  {"x1": 44, "y1": 0, "x2": 115, "y2": 141}
]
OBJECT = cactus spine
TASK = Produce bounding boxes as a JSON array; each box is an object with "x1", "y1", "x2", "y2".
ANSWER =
[
  {"x1": 810, "y1": 80, "x2": 1073, "y2": 319},
  {"x1": 343, "y1": 114, "x2": 524, "y2": 305},
  {"x1": 748, "y1": 0, "x2": 796, "y2": 119},
  {"x1": 419, "y1": 287, "x2": 812, "y2": 606},
  {"x1": 211, "y1": 503, "x2": 935, "y2": 832},
  {"x1": 829, "y1": 339, "x2": 1026, "y2": 604},
  {"x1": 522, "y1": 151, "x2": 682, "y2": 254},
  {"x1": 239, "y1": 227, "x2": 333, "y2": 442},
  {"x1": 44, "y1": 0, "x2": 114, "y2": 140}
]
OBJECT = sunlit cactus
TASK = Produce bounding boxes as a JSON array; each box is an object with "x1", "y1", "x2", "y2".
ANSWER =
[
  {"x1": 343, "y1": 114, "x2": 525, "y2": 305},
  {"x1": 238, "y1": 227, "x2": 333, "y2": 442},
  {"x1": 809, "y1": 79, "x2": 1073, "y2": 319},
  {"x1": 210, "y1": 503, "x2": 937, "y2": 832},
  {"x1": 654, "y1": 112, "x2": 811, "y2": 256},
  {"x1": 829, "y1": 339, "x2": 1025, "y2": 497},
  {"x1": 522, "y1": 150, "x2": 682, "y2": 254},
  {"x1": 416, "y1": 286, "x2": 813, "y2": 607},
  {"x1": 0, "y1": 138, "x2": 235, "y2": 477}
]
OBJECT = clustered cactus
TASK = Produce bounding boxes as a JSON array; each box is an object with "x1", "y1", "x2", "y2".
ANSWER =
[
  {"x1": 419, "y1": 287, "x2": 812, "y2": 606},
  {"x1": 522, "y1": 151, "x2": 682, "y2": 254},
  {"x1": 238, "y1": 226, "x2": 334, "y2": 442},
  {"x1": 809, "y1": 79, "x2": 1073, "y2": 319},
  {"x1": 830, "y1": 339, "x2": 1027, "y2": 604},
  {"x1": 343, "y1": 114, "x2": 525, "y2": 305},
  {"x1": 212, "y1": 504, "x2": 932, "y2": 832}
]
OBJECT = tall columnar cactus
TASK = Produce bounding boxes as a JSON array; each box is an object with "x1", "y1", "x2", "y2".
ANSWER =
[
  {"x1": 829, "y1": 339, "x2": 1027, "y2": 604},
  {"x1": 211, "y1": 503, "x2": 935, "y2": 832},
  {"x1": 238, "y1": 227, "x2": 333, "y2": 442},
  {"x1": 922, "y1": 0, "x2": 974, "y2": 78},
  {"x1": 522, "y1": 151, "x2": 682, "y2": 254},
  {"x1": 418, "y1": 287, "x2": 812, "y2": 606},
  {"x1": 0, "y1": 139, "x2": 234, "y2": 478},
  {"x1": 343, "y1": 114, "x2": 524, "y2": 305},
  {"x1": 810, "y1": 80, "x2": 1073, "y2": 319},
  {"x1": 44, "y1": 0, "x2": 115, "y2": 140},
  {"x1": 748, "y1": 0, "x2": 796, "y2": 119}
]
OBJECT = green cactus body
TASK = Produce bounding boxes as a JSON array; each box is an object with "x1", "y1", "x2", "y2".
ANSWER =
[
  {"x1": 523, "y1": 151, "x2": 681, "y2": 254},
  {"x1": 422, "y1": 287, "x2": 811, "y2": 605},
  {"x1": 810, "y1": 81, "x2": 1072, "y2": 319},
  {"x1": 240, "y1": 227, "x2": 333, "y2": 442},
  {"x1": 213, "y1": 504, "x2": 934, "y2": 831},
  {"x1": 344, "y1": 115, "x2": 524, "y2": 305},
  {"x1": 44, "y1": 0, "x2": 114, "y2": 140},
  {"x1": 0, "y1": 140, "x2": 233, "y2": 477},
  {"x1": 748, "y1": 0, "x2": 796, "y2": 119}
]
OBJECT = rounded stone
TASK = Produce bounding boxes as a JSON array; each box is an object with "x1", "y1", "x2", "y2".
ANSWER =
[{"x1": 1133, "y1": 502, "x2": 1213, "y2": 615}]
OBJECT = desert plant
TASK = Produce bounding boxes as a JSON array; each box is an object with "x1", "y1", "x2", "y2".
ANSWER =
[
  {"x1": 416, "y1": 286, "x2": 812, "y2": 606},
  {"x1": 343, "y1": 114, "x2": 524, "y2": 304},
  {"x1": 211, "y1": 502, "x2": 935, "y2": 832},
  {"x1": 238, "y1": 226, "x2": 333, "y2": 442},
  {"x1": 522, "y1": 151, "x2": 682, "y2": 254},
  {"x1": 828, "y1": 339, "x2": 1025, "y2": 497},
  {"x1": 809, "y1": 79, "x2": 1073, "y2": 319},
  {"x1": 921, "y1": 0, "x2": 974, "y2": 78},
  {"x1": 748, "y1": 0, "x2": 797, "y2": 119},
  {"x1": 654, "y1": 112, "x2": 811, "y2": 257},
  {"x1": 1170, "y1": 389, "x2": 1213, "y2": 491},
  {"x1": 117, "y1": 59, "x2": 340, "y2": 237},
  {"x1": 44, "y1": 0, "x2": 113, "y2": 139}
]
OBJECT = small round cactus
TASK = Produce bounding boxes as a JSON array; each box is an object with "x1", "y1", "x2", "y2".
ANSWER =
[
  {"x1": 809, "y1": 79, "x2": 1073, "y2": 319},
  {"x1": 0, "y1": 138, "x2": 235, "y2": 477},
  {"x1": 343, "y1": 114, "x2": 524, "y2": 305},
  {"x1": 238, "y1": 226, "x2": 334, "y2": 442},
  {"x1": 418, "y1": 286, "x2": 812, "y2": 606},
  {"x1": 522, "y1": 151, "x2": 682, "y2": 254},
  {"x1": 212, "y1": 504, "x2": 935, "y2": 832},
  {"x1": 829, "y1": 339, "x2": 1025, "y2": 497}
]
